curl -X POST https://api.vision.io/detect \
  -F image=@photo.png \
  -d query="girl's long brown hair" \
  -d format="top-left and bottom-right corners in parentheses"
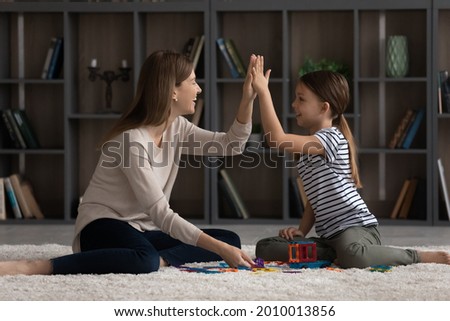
top-left (101, 50), bottom-right (193, 144)
top-left (300, 70), bottom-right (362, 188)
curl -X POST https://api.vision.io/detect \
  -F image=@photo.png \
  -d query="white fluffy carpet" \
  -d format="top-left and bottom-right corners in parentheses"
top-left (1, 244), bottom-right (450, 301)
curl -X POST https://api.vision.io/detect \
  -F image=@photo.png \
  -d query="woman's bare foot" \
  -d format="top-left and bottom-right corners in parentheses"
top-left (418, 251), bottom-right (450, 265)
top-left (159, 257), bottom-right (169, 268)
top-left (0, 260), bottom-right (53, 276)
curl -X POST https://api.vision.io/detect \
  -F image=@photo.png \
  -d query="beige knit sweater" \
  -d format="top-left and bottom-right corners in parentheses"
top-left (73, 116), bottom-right (251, 252)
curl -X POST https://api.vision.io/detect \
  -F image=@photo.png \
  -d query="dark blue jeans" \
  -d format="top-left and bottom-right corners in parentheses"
top-left (51, 218), bottom-right (241, 274)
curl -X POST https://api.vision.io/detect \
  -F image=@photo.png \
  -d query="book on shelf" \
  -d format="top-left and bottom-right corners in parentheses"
top-left (223, 38), bottom-right (246, 78)
top-left (20, 180), bottom-right (45, 219)
top-left (1, 109), bottom-right (40, 149)
top-left (2, 109), bottom-right (27, 148)
top-left (398, 177), bottom-right (418, 219)
top-left (389, 109), bottom-right (425, 149)
top-left (388, 109), bottom-right (414, 149)
top-left (0, 178), bottom-right (5, 220)
top-left (183, 35), bottom-right (204, 73)
top-left (47, 37), bottom-right (64, 79)
top-left (190, 35), bottom-right (205, 72)
top-left (288, 177), bottom-right (304, 218)
top-left (399, 109), bottom-right (425, 149)
top-left (218, 169), bottom-right (250, 219)
top-left (11, 109), bottom-right (40, 148)
top-left (1, 174), bottom-right (44, 220)
top-left (437, 158), bottom-right (450, 221)
top-left (216, 38), bottom-right (242, 79)
top-left (9, 174), bottom-right (33, 219)
top-left (390, 178), bottom-right (411, 219)
top-left (3, 177), bottom-right (22, 219)
top-left (41, 37), bottom-right (58, 79)
top-left (1, 110), bottom-right (21, 148)
top-left (438, 70), bottom-right (450, 114)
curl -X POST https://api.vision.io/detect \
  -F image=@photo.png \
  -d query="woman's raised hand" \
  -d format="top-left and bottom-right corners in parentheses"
top-left (242, 54), bottom-right (258, 102)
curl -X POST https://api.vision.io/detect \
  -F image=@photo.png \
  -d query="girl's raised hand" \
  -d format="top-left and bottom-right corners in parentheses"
top-left (251, 55), bottom-right (271, 94)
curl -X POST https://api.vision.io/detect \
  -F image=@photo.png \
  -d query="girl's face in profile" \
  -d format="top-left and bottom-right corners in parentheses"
top-left (291, 82), bottom-right (325, 132)
top-left (172, 70), bottom-right (202, 116)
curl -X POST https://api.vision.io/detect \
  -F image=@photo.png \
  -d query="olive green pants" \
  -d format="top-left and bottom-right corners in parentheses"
top-left (255, 226), bottom-right (419, 268)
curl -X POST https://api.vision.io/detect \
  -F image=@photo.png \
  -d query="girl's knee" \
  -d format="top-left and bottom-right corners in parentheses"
top-left (337, 243), bottom-right (371, 268)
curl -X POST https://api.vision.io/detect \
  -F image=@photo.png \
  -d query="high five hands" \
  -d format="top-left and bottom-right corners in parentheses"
top-left (250, 54), bottom-right (271, 95)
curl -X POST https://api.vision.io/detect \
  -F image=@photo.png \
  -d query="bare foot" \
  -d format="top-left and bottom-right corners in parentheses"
top-left (418, 251), bottom-right (450, 265)
top-left (159, 257), bottom-right (169, 268)
top-left (0, 260), bottom-right (53, 276)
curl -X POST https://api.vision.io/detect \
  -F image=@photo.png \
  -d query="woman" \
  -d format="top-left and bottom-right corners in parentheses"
top-left (0, 50), bottom-right (256, 275)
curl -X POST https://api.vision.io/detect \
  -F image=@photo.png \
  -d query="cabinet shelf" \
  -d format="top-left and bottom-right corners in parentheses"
top-left (0, 0), bottom-right (445, 226)
top-left (0, 149), bottom-right (64, 155)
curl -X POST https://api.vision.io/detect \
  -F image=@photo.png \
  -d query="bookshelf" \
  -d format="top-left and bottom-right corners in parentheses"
top-left (210, 0), bottom-right (433, 225)
top-left (0, 0), bottom-right (446, 226)
top-left (433, 0), bottom-right (450, 226)
top-left (0, 0), bottom-right (210, 223)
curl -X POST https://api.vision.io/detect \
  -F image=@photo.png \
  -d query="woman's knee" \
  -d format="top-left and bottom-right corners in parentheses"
top-left (131, 250), bottom-right (160, 274)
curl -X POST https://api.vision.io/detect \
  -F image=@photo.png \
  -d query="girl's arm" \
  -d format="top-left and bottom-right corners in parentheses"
top-left (251, 55), bottom-right (324, 156)
top-left (279, 201), bottom-right (315, 240)
top-left (298, 201), bottom-right (315, 237)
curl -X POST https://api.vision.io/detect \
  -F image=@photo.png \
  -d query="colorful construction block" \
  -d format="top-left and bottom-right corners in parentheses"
top-left (288, 241), bottom-right (317, 263)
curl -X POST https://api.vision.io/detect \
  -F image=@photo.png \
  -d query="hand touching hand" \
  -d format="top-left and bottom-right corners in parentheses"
top-left (251, 55), bottom-right (271, 95)
top-left (242, 54), bottom-right (257, 102)
top-left (279, 227), bottom-right (304, 241)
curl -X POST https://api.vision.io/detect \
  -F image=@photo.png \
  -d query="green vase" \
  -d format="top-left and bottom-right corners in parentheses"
top-left (386, 35), bottom-right (409, 78)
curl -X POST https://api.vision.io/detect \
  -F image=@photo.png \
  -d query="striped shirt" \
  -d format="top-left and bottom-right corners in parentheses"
top-left (297, 127), bottom-right (378, 239)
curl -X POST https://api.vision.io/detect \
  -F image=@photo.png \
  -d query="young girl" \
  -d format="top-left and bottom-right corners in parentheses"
top-left (251, 55), bottom-right (450, 268)
top-left (0, 51), bottom-right (256, 275)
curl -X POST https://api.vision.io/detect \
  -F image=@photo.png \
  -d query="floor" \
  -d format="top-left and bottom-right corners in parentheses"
top-left (1, 223), bottom-right (450, 247)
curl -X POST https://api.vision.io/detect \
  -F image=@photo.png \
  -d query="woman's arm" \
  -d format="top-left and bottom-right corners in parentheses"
top-left (235, 54), bottom-right (257, 125)
top-left (251, 55), bottom-right (323, 156)
top-left (196, 232), bottom-right (254, 268)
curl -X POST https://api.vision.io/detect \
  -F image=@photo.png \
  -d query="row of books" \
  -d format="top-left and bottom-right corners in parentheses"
top-left (41, 37), bottom-right (64, 80)
top-left (218, 169), bottom-right (306, 219)
top-left (216, 38), bottom-right (247, 79)
top-left (0, 174), bottom-right (44, 220)
top-left (388, 108), bottom-right (425, 149)
top-left (438, 70), bottom-right (450, 114)
top-left (1, 109), bottom-right (40, 149)
top-left (390, 177), bottom-right (426, 220)
top-left (182, 34), bottom-right (205, 73)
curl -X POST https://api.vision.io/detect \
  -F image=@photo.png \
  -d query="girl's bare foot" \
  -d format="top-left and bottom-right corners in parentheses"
top-left (418, 251), bottom-right (450, 265)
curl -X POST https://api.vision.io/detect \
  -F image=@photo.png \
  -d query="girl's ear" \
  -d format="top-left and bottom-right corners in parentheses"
top-left (322, 101), bottom-right (331, 114)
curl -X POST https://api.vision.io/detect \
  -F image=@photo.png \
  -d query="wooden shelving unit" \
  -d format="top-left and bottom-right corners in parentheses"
top-left (0, 0), bottom-right (448, 226)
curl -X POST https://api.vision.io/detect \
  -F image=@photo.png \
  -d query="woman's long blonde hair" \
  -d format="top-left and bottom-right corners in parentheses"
top-left (300, 70), bottom-right (362, 188)
top-left (101, 50), bottom-right (193, 144)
